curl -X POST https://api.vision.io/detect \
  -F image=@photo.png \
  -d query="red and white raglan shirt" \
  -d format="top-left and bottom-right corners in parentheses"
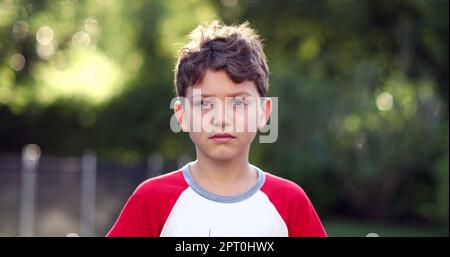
top-left (107, 162), bottom-right (327, 237)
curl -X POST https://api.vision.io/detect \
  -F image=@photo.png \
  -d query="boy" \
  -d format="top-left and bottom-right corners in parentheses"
top-left (107, 21), bottom-right (326, 237)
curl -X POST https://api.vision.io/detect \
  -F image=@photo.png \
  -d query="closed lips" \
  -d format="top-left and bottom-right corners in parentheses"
top-left (209, 133), bottom-right (236, 139)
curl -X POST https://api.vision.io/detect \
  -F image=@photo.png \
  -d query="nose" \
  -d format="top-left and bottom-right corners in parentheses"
top-left (212, 99), bottom-right (232, 129)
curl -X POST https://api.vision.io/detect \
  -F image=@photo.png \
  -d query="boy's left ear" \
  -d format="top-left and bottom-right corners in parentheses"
top-left (258, 97), bottom-right (272, 129)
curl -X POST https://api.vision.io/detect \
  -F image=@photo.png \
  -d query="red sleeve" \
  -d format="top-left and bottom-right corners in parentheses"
top-left (287, 185), bottom-right (327, 237)
top-left (106, 185), bottom-right (154, 237)
top-left (106, 170), bottom-right (188, 237)
top-left (261, 173), bottom-right (327, 237)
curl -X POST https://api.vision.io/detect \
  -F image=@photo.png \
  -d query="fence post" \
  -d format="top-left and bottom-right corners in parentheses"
top-left (19, 144), bottom-right (41, 237)
top-left (147, 153), bottom-right (163, 178)
top-left (80, 150), bottom-right (97, 237)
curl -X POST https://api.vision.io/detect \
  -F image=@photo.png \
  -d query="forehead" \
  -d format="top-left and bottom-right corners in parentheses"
top-left (187, 69), bottom-right (258, 97)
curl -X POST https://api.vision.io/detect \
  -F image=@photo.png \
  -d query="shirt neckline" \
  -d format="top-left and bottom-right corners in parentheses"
top-left (181, 161), bottom-right (266, 203)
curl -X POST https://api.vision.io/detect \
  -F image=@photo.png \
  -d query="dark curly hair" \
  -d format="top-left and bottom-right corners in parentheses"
top-left (174, 20), bottom-right (269, 97)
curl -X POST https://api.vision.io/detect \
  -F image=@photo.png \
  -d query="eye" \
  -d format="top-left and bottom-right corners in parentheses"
top-left (232, 98), bottom-right (248, 107)
top-left (200, 99), bottom-right (213, 109)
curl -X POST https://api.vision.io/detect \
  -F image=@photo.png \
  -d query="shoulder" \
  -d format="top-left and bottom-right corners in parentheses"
top-left (107, 169), bottom-right (188, 237)
top-left (132, 169), bottom-right (188, 201)
top-left (261, 172), bottom-right (309, 203)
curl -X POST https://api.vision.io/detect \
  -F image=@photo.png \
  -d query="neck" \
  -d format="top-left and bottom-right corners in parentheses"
top-left (189, 147), bottom-right (257, 195)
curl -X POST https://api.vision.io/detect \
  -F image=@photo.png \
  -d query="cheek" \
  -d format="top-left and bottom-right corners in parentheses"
top-left (237, 131), bottom-right (257, 144)
top-left (187, 108), bottom-right (215, 132)
top-left (234, 108), bottom-right (259, 132)
top-left (188, 132), bottom-right (204, 145)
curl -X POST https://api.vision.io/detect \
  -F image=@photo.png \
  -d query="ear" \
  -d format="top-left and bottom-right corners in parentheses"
top-left (258, 97), bottom-right (272, 129)
top-left (174, 100), bottom-right (189, 132)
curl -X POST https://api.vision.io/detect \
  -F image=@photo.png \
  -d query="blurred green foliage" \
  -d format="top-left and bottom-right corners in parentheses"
top-left (0, 0), bottom-right (448, 230)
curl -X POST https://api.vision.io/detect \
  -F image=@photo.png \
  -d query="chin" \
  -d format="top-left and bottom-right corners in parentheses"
top-left (206, 148), bottom-right (239, 161)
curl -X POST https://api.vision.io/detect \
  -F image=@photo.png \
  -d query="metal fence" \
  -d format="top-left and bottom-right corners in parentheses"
top-left (0, 144), bottom-right (188, 237)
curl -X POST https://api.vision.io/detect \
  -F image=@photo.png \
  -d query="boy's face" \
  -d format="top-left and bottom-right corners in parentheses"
top-left (175, 69), bottom-right (271, 161)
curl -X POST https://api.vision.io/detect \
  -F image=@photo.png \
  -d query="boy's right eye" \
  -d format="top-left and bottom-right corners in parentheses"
top-left (195, 100), bottom-right (213, 109)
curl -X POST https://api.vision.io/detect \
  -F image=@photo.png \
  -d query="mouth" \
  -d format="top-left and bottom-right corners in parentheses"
top-left (209, 133), bottom-right (236, 143)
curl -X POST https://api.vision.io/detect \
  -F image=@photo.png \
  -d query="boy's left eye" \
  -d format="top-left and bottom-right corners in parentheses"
top-left (232, 99), bottom-right (248, 106)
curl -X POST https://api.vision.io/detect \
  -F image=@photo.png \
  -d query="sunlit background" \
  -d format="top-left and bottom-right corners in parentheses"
top-left (0, 0), bottom-right (448, 236)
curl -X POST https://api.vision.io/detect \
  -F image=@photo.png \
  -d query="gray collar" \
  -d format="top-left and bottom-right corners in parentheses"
top-left (181, 161), bottom-right (266, 203)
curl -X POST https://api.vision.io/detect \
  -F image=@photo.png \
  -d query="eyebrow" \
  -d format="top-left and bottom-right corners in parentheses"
top-left (189, 92), bottom-right (253, 99)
